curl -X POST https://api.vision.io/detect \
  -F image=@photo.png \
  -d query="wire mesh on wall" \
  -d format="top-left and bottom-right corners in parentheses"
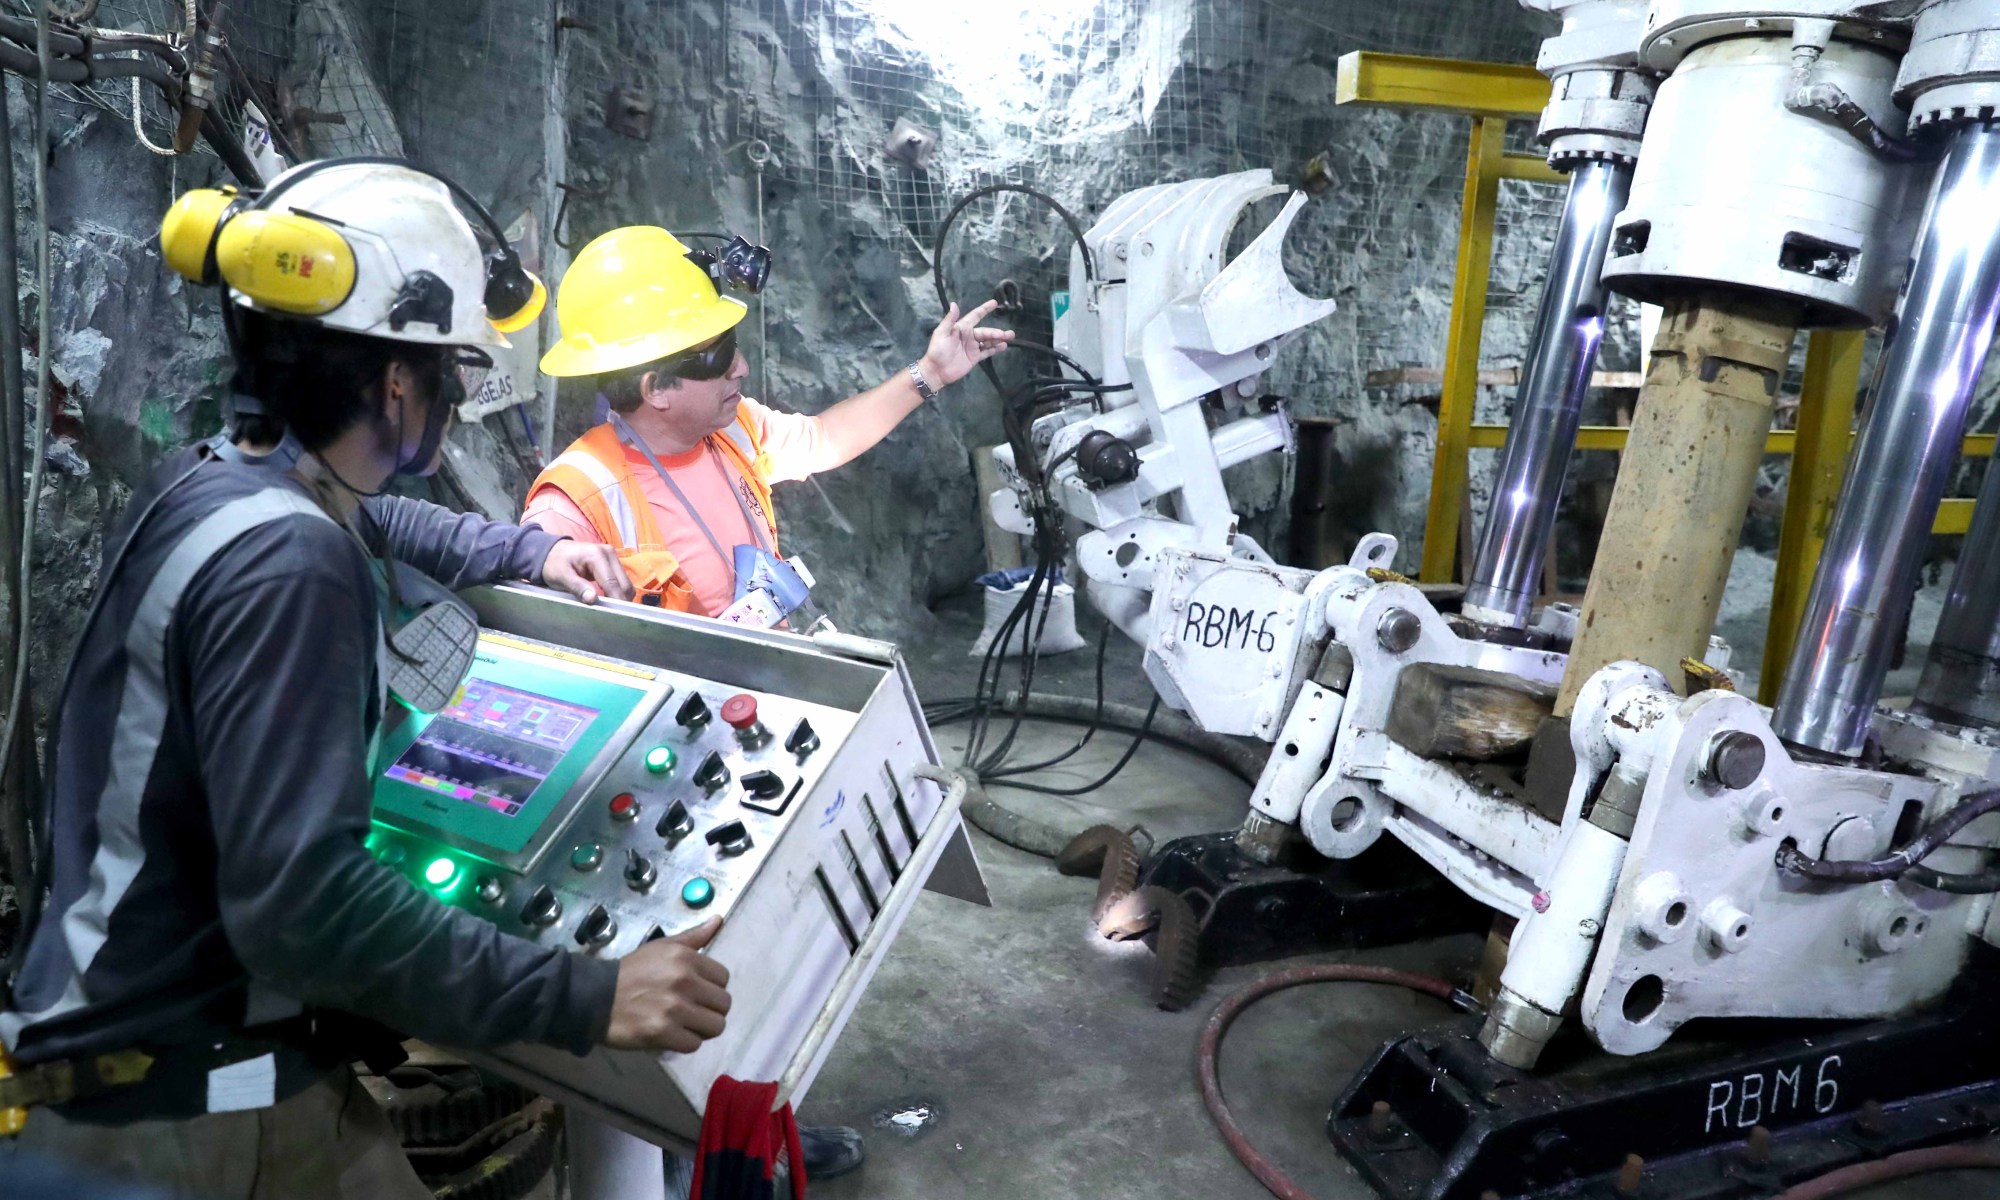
top-left (720, 0), bottom-right (1574, 383)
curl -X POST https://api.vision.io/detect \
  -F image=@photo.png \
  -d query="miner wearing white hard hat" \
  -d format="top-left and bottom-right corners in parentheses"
top-left (0, 160), bottom-right (724, 1199)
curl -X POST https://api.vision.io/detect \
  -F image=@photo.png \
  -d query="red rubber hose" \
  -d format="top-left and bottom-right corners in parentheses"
top-left (1196, 964), bottom-right (1459, 1200)
top-left (1770, 1140), bottom-right (2000, 1200)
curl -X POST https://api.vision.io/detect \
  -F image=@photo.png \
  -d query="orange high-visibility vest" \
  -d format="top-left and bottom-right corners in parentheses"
top-left (527, 414), bottom-right (778, 612)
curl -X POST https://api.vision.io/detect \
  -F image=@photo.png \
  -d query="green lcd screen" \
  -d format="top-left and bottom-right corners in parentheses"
top-left (372, 639), bottom-right (653, 858)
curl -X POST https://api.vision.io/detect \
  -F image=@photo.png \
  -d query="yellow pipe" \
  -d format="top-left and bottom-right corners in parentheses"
top-left (1335, 51), bottom-right (1551, 119)
top-left (1421, 117), bottom-right (1506, 583)
top-left (1759, 331), bottom-right (1864, 705)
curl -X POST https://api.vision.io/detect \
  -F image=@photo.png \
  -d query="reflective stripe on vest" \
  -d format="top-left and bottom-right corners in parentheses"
top-left (0, 488), bottom-right (335, 1048)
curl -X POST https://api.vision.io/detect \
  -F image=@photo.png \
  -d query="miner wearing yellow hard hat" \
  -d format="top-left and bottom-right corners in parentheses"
top-left (525, 225), bottom-right (1012, 622)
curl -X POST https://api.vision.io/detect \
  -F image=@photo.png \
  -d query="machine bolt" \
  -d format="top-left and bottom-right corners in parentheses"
top-left (1615, 1153), bottom-right (1645, 1195)
top-left (1366, 1100), bottom-right (1395, 1142)
top-left (1704, 731), bottom-right (1766, 790)
top-left (1171, 596), bottom-right (1185, 611)
top-left (1854, 1099), bottom-right (1885, 1137)
top-left (1743, 1124), bottom-right (1772, 1167)
top-left (1376, 607), bottom-right (1422, 654)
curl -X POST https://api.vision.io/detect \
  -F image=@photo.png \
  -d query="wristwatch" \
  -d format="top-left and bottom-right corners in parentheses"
top-left (907, 360), bottom-right (939, 402)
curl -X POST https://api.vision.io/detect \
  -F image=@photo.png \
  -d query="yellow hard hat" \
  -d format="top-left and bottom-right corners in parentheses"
top-left (540, 226), bottom-right (747, 378)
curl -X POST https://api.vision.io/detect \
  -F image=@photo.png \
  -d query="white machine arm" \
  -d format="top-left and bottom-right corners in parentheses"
top-left (988, 169), bottom-right (1336, 645)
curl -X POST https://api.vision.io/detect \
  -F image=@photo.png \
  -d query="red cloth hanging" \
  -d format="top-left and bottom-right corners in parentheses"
top-left (689, 1076), bottom-right (806, 1200)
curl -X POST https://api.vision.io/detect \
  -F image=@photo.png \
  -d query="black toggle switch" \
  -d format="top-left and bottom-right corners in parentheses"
top-left (521, 884), bottom-right (562, 928)
top-left (656, 798), bottom-right (694, 845)
top-left (742, 770), bottom-right (785, 800)
top-left (705, 820), bottom-right (753, 857)
top-left (786, 718), bottom-right (820, 760)
top-left (624, 849), bottom-right (657, 892)
top-left (693, 750), bottom-right (730, 793)
top-left (575, 904), bottom-right (618, 949)
top-left (676, 693), bottom-right (711, 729)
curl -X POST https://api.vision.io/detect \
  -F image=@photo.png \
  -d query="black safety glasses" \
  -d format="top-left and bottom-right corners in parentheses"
top-left (666, 327), bottom-right (738, 381)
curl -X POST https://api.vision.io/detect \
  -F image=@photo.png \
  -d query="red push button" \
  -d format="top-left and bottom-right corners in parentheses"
top-left (609, 792), bottom-right (640, 821)
top-left (721, 693), bottom-right (759, 730)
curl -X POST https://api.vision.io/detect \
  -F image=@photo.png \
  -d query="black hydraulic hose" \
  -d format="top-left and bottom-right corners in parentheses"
top-left (931, 694), bottom-right (1265, 784)
top-left (0, 13), bottom-right (83, 58)
top-left (200, 106), bottom-right (261, 186)
top-left (989, 695), bottom-right (1161, 798)
top-left (1776, 788), bottom-right (2000, 883)
top-left (986, 624), bottom-right (1112, 780)
top-left (1905, 863), bottom-right (2000, 895)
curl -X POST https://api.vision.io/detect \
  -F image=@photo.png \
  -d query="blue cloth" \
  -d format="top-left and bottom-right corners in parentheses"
top-left (973, 565), bottom-right (1062, 590)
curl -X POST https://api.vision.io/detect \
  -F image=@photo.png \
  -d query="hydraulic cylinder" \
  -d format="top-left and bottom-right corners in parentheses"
top-left (1464, 160), bottom-right (1633, 628)
top-left (1774, 121), bottom-right (2000, 755)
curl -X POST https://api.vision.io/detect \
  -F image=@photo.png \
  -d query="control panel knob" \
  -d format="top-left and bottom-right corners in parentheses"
top-left (722, 694), bottom-right (771, 748)
top-left (693, 750), bottom-right (731, 793)
top-left (475, 877), bottom-right (504, 905)
top-left (609, 792), bottom-right (641, 822)
top-left (575, 904), bottom-right (618, 949)
top-left (656, 798), bottom-right (694, 845)
top-left (677, 692), bottom-right (712, 729)
top-left (571, 843), bottom-right (604, 872)
top-left (624, 849), bottom-right (658, 892)
top-left (705, 820), bottom-right (754, 857)
top-left (742, 770), bottom-right (785, 800)
top-left (521, 885), bottom-right (562, 927)
top-left (786, 718), bottom-right (821, 760)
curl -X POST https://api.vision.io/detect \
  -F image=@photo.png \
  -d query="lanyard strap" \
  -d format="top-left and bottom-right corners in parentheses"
top-left (607, 412), bottom-right (774, 589)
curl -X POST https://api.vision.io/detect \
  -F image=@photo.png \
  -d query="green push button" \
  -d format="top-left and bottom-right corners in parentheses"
top-left (681, 876), bottom-right (715, 909)
top-left (423, 857), bottom-right (457, 887)
top-left (644, 745), bottom-right (677, 776)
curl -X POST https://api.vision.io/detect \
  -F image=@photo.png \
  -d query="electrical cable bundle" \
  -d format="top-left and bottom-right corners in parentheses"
top-left (0, 3), bottom-right (260, 184)
top-left (922, 182), bottom-right (1171, 811)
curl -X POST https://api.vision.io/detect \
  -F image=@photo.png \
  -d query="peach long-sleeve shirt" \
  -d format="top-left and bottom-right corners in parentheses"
top-left (522, 397), bottom-right (827, 617)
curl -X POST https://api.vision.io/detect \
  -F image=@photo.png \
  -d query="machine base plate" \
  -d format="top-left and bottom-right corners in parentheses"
top-left (1328, 964), bottom-right (2000, 1200)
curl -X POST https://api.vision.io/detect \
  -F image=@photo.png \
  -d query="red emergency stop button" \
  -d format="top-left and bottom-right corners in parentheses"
top-left (609, 792), bottom-right (639, 821)
top-left (721, 693), bottom-right (759, 730)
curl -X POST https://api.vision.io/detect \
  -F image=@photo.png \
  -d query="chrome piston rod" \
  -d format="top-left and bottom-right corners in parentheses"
top-left (1464, 160), bottom-right (1632, 627)
top-left (1915, 416), bottom-right (2000, 728)
top-left (1773, 121), bottom-right (2000, 755)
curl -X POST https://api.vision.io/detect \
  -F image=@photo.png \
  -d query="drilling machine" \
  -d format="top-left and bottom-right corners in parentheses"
top-left (995, 0), bottom-right (2000, 1193)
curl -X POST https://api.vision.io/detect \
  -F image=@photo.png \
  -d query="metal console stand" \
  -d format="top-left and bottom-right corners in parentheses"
top-left (1329, 952), bottom-right (2000, 1200)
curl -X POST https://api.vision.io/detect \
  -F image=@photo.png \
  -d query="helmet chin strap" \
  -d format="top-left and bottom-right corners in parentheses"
top-left (397, 372), bottom-right (458, 477)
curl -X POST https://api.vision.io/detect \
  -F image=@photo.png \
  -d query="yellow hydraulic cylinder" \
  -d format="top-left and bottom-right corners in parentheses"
top-left (1555, 292), bottom-right (1799, 715)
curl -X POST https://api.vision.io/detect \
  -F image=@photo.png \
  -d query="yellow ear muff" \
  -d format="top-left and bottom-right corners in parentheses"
top-left (488, 271), bottom-right (546, 334)
top-left (213, 210), bottom-right (358, 316)
top-left (159, 187), bottom-right (242, 284)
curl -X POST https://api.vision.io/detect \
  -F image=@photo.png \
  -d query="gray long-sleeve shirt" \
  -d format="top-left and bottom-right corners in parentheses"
top-left (3, 448), bottom-right (619, 1079)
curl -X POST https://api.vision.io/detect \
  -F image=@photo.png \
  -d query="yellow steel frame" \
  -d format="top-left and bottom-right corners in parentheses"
top-left (1334, 51), bottom-right (1989, 702)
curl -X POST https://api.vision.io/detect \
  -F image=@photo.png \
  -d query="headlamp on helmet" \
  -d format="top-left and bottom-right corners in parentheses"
top-left (685, 234), bottom-right (771, 295)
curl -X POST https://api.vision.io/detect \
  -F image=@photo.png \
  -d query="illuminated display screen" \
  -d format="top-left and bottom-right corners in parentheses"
top-left (384, 680), bottom-right (600, 817)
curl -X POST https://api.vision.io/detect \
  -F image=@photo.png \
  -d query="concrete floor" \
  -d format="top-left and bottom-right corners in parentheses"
top-left (780, 594), bottom-right (2000, 1200)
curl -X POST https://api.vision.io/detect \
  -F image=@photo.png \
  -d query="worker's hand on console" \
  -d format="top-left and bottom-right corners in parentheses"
top-left (606, 916), bottom-right (732, 1053)
top-left (542, 540), bottom-right (635, 606)
top-left (920, 298), bottom-right (1014, 389)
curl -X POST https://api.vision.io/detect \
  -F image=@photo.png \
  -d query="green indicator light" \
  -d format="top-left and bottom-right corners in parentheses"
top-left (645, 746), bottom-right (676, 776)
top-left (424, 857), bottom-right (457, 887)
top-left (681, 877), bottom-right (715, 908)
